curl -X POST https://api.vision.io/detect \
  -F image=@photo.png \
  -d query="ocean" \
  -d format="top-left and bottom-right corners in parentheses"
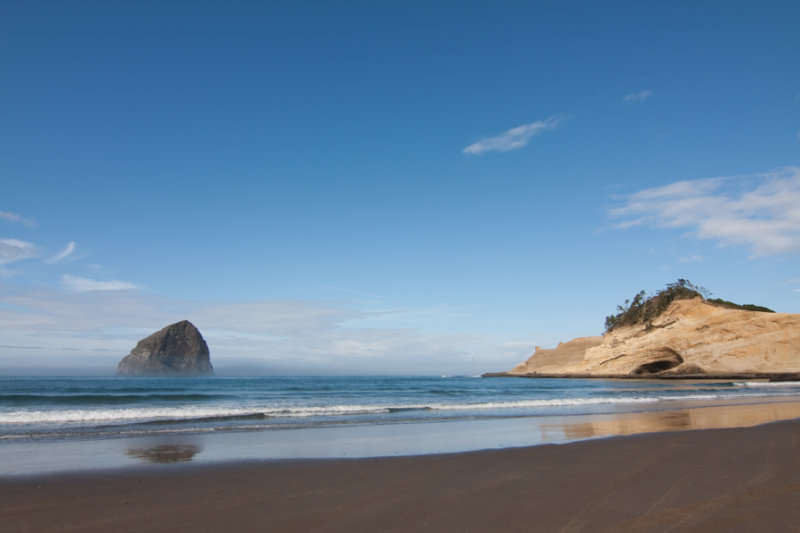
top-left (3, 375), bottom-right (800, 443)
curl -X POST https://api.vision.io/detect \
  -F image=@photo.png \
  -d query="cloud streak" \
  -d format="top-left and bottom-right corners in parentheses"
top-left (0, 210), bottom-right (36, 227)
top-left (47, 241), bottom-right (77, 263)
top-left (62, 274), bottom-right (139, 292)
top-left (623, 90), bottom-right (654, 103)
top-left (0, 239), bottom-right (38, 265)
top-left (462, 115), bottom-right (565, 155)
top-left (610, 167), bottom-right (800, 256)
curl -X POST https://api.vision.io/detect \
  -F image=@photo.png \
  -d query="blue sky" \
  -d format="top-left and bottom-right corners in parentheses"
top-left (1, 1), bottom-right (799, 375)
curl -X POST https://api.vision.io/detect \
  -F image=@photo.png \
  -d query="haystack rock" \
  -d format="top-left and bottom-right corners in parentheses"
top-left (498, 298), bottom-right (800, 378)
top-left (118, 320), bottom-right (213, 376)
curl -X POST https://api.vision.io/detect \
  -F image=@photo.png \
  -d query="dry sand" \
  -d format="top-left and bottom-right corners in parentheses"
top-left (2, 417), bottom-right (799, 532)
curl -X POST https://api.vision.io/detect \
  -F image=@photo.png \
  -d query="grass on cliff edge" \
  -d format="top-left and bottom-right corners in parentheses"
top-left (604, 279), bottom-right (775, 333)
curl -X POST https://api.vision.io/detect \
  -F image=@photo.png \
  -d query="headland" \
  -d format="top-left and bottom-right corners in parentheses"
top-left (488, 281), bottom-right (800, 380)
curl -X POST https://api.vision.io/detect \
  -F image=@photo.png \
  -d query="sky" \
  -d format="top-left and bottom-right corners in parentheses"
top-left (1, 0), bottom-right (799, 375)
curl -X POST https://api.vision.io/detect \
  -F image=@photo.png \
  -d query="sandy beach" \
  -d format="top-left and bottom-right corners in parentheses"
top-left (3, 415), bottom-right (799, 532)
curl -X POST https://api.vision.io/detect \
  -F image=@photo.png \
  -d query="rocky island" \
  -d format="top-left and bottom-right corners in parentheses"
top-left (488, 280), bottom-right (800, 379)
top-left (118, 320), bottom-right (213, 376)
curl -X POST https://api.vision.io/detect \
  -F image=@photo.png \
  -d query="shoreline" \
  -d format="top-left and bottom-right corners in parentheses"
top-left (483, 371), bottom-right (800, 380)
top-left (2, 417), bottom-right (799, 532)
top-left (4, 397), bottom-right (800, 478)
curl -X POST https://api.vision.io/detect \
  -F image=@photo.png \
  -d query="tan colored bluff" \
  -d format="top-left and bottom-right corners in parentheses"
top-left (507, 298), bottom-right (800, 377)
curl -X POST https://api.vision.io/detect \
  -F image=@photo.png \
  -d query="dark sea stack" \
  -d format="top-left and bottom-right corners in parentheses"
top-left (118, 320), bottom-right (213, 376)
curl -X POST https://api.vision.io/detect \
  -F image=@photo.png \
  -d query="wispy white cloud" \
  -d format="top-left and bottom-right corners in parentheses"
top-left (62, 274), bottom-right (139, 292)
top-left (193, 300), bottom-right (357, 335)
top-left (623, 89), bottom-right (654, 103)
top-left (677, 255), bottom-right (704, 263)
top-left (610, 167), bottom-right (800, 256)
top-left (47, 241), bottom-right (76, 263)
top-left (0, 210), bottom-right (36, 227)
top-left (0, 287), bottom-right (514, 375)
top-left (0, 239), bottom-right (38, 265)
top-left (462, 115), bottom-right (565, 156)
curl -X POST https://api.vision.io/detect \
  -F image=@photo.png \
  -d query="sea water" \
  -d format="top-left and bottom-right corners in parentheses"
top-left (3, 375), bottom-right (799, 443)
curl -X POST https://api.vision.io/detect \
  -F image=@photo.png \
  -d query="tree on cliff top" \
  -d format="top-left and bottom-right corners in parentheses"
top-left (603, 279), bottom-right (774, 333)
top-left (604, 279), bottom-right (708, 332)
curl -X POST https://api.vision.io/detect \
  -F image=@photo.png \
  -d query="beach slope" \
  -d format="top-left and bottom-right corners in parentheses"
top-left (3, 419), bottom-right (799, 532)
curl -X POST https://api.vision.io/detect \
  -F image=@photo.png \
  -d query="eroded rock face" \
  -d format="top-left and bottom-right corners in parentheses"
top-left (509, 336), bottom-right (602, 374)
top-left (117, 320), bottom-right (213, 376)
top-left (507, 299), bottom-right (800, 377)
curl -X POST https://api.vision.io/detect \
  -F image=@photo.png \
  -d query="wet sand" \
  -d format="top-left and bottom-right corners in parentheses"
top-left (2, 417), bottom-right (800, 532)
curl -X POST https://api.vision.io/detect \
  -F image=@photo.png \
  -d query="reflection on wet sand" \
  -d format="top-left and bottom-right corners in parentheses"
top-left (541, 401), bottom-right (800, 442)
top-left (127, 444), bottom-right (203, 464)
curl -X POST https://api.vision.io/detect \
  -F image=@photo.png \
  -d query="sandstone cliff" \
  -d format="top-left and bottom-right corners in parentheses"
top-left (505, 298), bottom-right (800, 377)
top-left (118, 320), bottom-right (213, 376)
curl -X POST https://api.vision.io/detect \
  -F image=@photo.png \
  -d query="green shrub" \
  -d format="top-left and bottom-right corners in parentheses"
top-left (706, 298), bottom-right (775, 313)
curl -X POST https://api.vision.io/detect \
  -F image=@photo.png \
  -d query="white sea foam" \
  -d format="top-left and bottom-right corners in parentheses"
top-left (735, 381), bottom-right (800, 388)
top-left (0, 394), bottom-right (749, 426)
top-left (0, 406), bottom-right (261, 425)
